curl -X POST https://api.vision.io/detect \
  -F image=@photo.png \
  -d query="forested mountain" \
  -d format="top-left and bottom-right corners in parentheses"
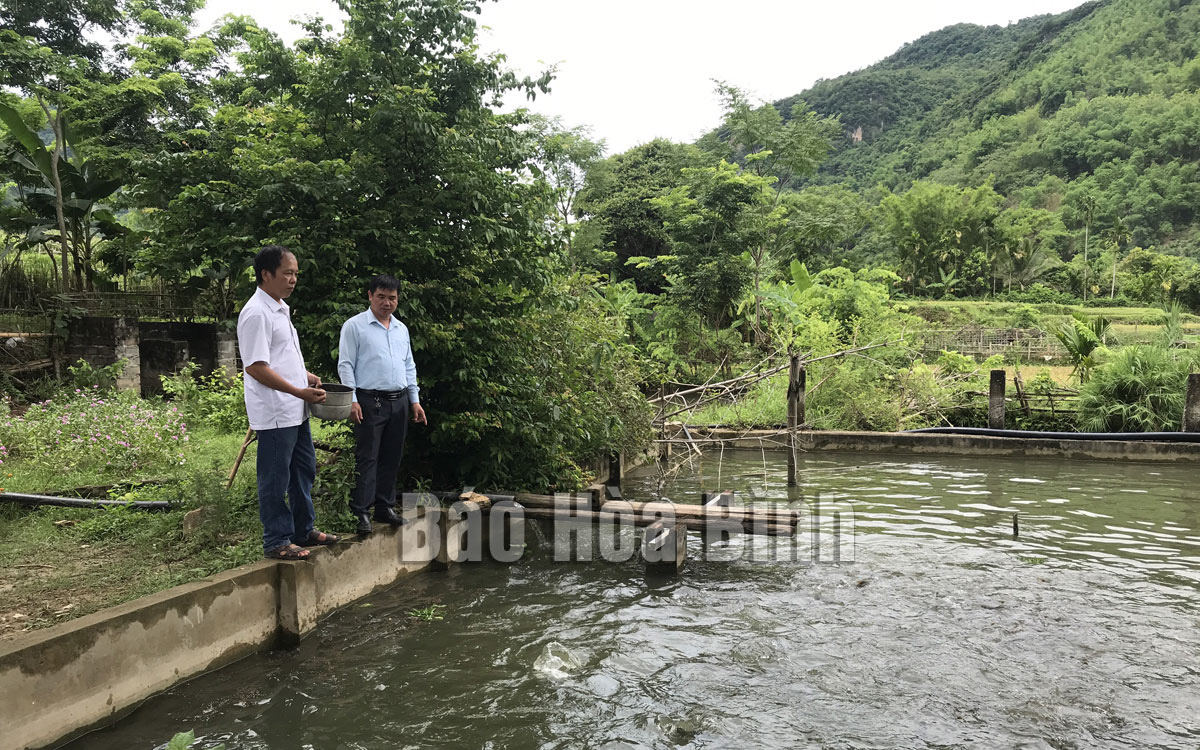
top-left (779, 0), bottom-right (1200, 252)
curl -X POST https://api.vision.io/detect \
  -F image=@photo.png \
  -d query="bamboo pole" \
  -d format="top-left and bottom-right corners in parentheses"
top-left (649, 357), bottom-right (785, 404)
top-left (1013, 371), bottom-right (1032, 419)
top-left (226, 427), bottom-right (256, 489)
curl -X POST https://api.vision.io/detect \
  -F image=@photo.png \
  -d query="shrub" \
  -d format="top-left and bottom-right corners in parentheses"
top-left (1009, 305), bottom-right (1042, 329)
top-left (1076, 346), bottom-right (1192, 432)
top-left (160, 363), bottom-right (247, 433)
top-left (934, 349), bottom-right (977, 376)
top-left (67, 359), bottom-right (127, 391)
top-left (1081, 295), bottom-right (1137, 309)
top-left (1025, 368), bottom-right (1059, 395)
top-left (0, 389), bottom-right (189, 478)
top-left (997, 284), bottom-right (1078, 305)
top-left (808, 360), bottom-right (903, 431)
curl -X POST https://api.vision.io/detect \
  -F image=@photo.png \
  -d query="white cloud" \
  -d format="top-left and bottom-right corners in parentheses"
top-left (196, 0), bottom-right (1087, 153)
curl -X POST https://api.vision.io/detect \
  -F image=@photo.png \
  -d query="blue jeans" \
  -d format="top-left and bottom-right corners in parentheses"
top-left (256, 420), bottom-right (317, 553)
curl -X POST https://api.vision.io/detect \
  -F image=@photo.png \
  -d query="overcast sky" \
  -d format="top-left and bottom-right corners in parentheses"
top-left (195, 0), bottom-right (1086, 154)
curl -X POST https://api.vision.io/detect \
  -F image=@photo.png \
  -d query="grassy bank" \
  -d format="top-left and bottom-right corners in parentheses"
top-left (0, 468), bottom-right (263, 638)
top-left (0, 383), bottom-right (361, 641)
top-left (898, 299), bottom-right (1200, 330)
top-left (683, 364), bottom-right (1078, 431)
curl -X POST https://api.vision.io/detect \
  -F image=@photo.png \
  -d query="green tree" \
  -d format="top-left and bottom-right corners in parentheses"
top-left (787, 185), bottom-right (869, 270)
top-left (706, 84), bottom-right (839, 340)
top-left (0, 102), bottom-right (125, 291)
top-left (1053, 313), bottom-right (1109, 383)
top-left (528, 115), bottom-right (605, 273)
top-left (134, 0), bottom-right (646, 487)
top-left (876, 180), bottom-right (1002, 295)
top-left (994, 206), bottom-right (1067, 291)
top-left (1106, 216), bottom-right (1132, 299)
top-left (644, 161), bottom-right (757, 330)
top-left (1, 0), bottom-right (216, 290)
top-left (578, 138), bottom-right (711, 293)
top-left (1077, 194), bottom-right (1097, 301)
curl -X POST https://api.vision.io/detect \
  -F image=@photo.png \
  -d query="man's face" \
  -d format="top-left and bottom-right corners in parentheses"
top-left (369, 287), bottom-right (398, 319)
top-left (262, 252), bottom-right (299, 299)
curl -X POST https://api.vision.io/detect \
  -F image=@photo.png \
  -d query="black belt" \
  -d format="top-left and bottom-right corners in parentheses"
top-left (357, 388), bottom-right (408, 401)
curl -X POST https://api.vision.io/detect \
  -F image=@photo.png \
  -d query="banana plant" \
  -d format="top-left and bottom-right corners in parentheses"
top-left (926, 267), bottom-right (959, 299)
top-left (0, 102), bottom-right (124, 291)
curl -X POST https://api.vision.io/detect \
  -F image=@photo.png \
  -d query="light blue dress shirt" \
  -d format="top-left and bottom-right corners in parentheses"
top-left (337, 310), bottom-right (420, 404)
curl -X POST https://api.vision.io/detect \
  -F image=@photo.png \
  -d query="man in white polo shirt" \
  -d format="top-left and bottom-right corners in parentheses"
top-left (237, 245), bottom-right (339, 560)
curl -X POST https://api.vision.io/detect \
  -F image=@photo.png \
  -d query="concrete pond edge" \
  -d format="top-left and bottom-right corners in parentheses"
top-left (1, 517), bottom-right (437, 750)
top-left (663, 427), bottom-right (1200, 462)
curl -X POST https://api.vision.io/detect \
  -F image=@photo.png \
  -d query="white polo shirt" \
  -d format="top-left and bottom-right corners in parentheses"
top-left (237, 287), bottom-right (309, 431)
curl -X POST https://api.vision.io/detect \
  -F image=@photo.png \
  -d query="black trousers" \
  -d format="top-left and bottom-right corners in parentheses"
top-left (350, 396), bottom-right (410, 515)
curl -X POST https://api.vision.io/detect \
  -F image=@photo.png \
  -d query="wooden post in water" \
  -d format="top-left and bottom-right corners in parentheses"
top-left (607, 452), bottom-right (622, 491)
top-left (796, 364), bottom-right (807, 427)
top-left (988, 369), bottom-right (1006, 430)
top-left (642, 520), bottom-right (687, 574)
top-left (1183, 373), bottom-right (1200, 432)
top-left (657, 383), bottom-right (672, 461)
top-left (586, 483), bottom-right (606, 511)
top-left (702, 490), bottom-right (734, 507)
top-left (787, 355), bottom-right (803, 487)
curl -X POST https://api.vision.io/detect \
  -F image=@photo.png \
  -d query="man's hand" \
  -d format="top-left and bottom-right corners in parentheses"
top-left (350, 401), bottom-right (363, 424)
top-left (307, 372), bottom-right (322, 387)
top-left (246, 363), bottom-right (325, 404)
top-left (412, 403), bottom-right (427, 425)
top-left (296, 387), bottom-right (326, 404)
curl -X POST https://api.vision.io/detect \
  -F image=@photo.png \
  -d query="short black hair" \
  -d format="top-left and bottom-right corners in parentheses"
top-left (368, 274), bottom-right (400, 295)
top-left (254, 245), bottom-right (293, 284)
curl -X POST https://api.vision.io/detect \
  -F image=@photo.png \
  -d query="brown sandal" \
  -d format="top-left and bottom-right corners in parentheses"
top-left (299, 529), bottom-right (340, 547)
top-left (266, 543), bottom-right (310, 560)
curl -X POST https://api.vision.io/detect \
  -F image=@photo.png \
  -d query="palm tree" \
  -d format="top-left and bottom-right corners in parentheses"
top-left (1107, 217), bottom-right (1131, 299)
top-left (1079, 196), bottom-right (1097, 302)
top-left (1002, 237), bottom-right (1062, 290)
top-left (1053, 313), bottom-right (1110, 383)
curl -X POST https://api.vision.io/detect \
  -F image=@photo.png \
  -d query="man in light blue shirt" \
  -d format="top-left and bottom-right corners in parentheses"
top-left (337, 274), bottom-right (428, 534)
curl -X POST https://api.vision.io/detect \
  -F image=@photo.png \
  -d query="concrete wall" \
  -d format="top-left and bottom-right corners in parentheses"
top-left (64, 317), bottom-right (140, 391)
top-left (139, 321), bottom-right (220, 396)
top-left (215, 331), bottom-right (239, 382)
top-left (0, 517), bottom-right (436, 750)
top-left (64, 317), bottom-right (232, 397)
top-left (667, 427), bottom-right (1200, 463)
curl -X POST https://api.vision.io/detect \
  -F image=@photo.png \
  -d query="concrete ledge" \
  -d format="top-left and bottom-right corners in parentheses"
top-left (1, 514), bottom-right (437, 750)
top-left (669, 428), bottom-right (1200, 462)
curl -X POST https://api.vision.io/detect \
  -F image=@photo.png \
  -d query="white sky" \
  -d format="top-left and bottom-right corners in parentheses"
top-left (195, 0), bottom-right (1087, 154)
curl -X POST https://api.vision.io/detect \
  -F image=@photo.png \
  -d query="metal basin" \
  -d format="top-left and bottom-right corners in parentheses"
top-left (310, 383), bottom-right (353, 421)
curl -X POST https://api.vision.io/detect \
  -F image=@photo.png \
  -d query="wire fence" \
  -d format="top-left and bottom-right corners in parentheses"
top-left (914, 327), bottom-right (1066, 360)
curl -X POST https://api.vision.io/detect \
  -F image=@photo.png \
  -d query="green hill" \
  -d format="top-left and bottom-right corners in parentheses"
top-left (779, 0), bottom-right (1200, 252)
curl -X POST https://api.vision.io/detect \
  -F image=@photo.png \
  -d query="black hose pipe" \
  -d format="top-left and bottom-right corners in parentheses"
top-left (0, 491), bottom-right (171, 511)
top-left (903, 426), bottom-right (1200, 442)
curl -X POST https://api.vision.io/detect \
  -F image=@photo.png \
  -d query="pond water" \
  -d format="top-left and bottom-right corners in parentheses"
top-left (75, 450), bottom-right (1200, 749)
